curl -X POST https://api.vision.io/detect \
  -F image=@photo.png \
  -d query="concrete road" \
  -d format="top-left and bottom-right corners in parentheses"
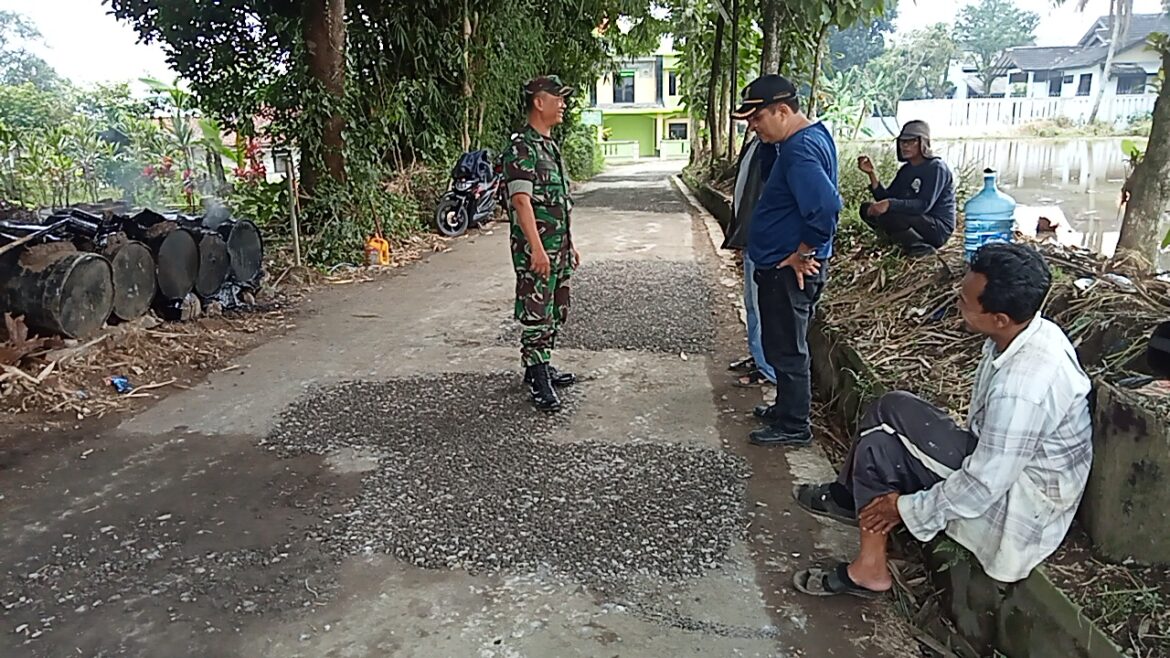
top-left (0, 160), bottom-right (916, 657)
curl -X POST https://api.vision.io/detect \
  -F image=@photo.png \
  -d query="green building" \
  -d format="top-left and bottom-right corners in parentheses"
top-left (588, 43), bottom-right (692, 162)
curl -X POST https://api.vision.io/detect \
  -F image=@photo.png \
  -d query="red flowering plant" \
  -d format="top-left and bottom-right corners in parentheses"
top-left (233, 139), bottom-right (267, 183)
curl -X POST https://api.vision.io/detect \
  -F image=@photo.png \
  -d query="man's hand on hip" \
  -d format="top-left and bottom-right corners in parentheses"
top-left (778, 244), bottom-right (821, 290)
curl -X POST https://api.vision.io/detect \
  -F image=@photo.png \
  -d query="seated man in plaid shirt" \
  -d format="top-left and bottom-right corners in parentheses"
top-left (791, 242), bottom-right (1093, 597)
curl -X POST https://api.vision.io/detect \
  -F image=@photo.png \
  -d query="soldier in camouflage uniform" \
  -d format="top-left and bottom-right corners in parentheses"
top-left (502, 75), bottom-right (580, 411)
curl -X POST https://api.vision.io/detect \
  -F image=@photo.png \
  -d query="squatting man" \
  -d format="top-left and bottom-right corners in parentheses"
top-left (857, 120), bottom-right (957, 258)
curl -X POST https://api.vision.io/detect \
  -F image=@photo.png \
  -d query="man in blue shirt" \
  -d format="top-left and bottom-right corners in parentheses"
top-left (731, 74), bottom-right (841, 447)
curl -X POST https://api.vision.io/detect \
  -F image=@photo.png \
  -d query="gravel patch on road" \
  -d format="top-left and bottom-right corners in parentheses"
top-left (264, 374), bottom-right (748, 590)
top-left (0, 455), bottom-right (342, 649)
top-left (575, 174), bottom-right (688, 213)
top-left (499, 260), bottom-right (715, 354)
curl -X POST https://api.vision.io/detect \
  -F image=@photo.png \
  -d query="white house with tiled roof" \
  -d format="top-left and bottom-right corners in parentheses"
top-left (898, 13), bottom-right (1165, 137)
top-left (991, 13), bottom-right (1167, 101)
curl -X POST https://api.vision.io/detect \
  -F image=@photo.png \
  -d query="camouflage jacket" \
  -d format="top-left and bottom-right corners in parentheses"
top-left (502, 125), bottom-right (573, 269)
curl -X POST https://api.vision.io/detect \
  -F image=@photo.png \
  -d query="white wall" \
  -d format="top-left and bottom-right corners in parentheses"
top-left (897, 94), bottom-right (1157, 137)
top-left (595, 60), bottom-right (658, 105)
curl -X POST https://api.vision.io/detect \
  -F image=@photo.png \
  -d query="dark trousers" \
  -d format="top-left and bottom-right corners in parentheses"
top-left (753, 262), bottom-right (828, 436)
top-left (859, 203), bottom-right (944, 249)
top-left (836, 391), bottom-right (978, 512)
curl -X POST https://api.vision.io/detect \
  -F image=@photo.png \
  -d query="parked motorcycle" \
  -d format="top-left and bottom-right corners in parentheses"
top-left (434, 149), bottom-right (504, 237)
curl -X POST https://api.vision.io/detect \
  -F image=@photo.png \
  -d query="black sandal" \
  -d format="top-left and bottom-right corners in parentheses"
top-left (793, 563), bottom-right (886, 600)
top-left (733, 369), bottom-right (772, 388)
top-left (793, 483), bottom-right (858, 527)
top-left (728, 356), bottom-right (756, 372)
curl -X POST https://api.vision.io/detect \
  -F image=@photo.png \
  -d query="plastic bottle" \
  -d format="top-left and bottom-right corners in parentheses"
top-left (962, 168), bottom-right (1017, 261)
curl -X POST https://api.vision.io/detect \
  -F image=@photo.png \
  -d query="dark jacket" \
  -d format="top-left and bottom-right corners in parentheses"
top-left (871, 157), bottom-right (957, 245)
top-left (723, 137), bottom-right (777, 250)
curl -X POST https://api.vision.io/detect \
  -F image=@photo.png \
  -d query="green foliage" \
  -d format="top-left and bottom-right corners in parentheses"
top-left (827, 5), bottom-right (896, 73)
top-left (1126, 112), bottom-right (1153, 137)
top-left (867, 24), bottom-right (958, 107)
top-left (1017, 116), bottom-right (1146, 138)
top-left (561, 123), bottom-right (606, 181)
top-left (668, 0), bottom-right (889, 164)
top-left (105, 0), bottom-right (657, 265)
top-left (0, 82), bottom-right (71, 130)
top-left (1122, 139), bottom-right (1145, 162)
top-left (0, 76), bottom-right (220, 210)
top-left (932, 537), bottom-right (972, 572)
top-left (820, 66), bottom-right (894, 139)
top-left (0, 11), bottom-right (62, 90)
top-left (955, 0), bottom-right (1040, 95)
top-left (836, 143), bottom-right (898, 217)
top-left (227, 179), bottom-right (288, 234)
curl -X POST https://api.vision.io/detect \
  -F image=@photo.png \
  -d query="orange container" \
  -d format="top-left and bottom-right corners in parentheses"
top-left (365, 235), bottom-right (390, 266)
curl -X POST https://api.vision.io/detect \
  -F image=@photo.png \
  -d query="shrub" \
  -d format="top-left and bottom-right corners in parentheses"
top-left (561, 122), bottom-right (605, 181)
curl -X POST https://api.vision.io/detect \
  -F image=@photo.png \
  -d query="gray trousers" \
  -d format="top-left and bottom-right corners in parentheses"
top-left (837, 391), bottom-right (978, 512)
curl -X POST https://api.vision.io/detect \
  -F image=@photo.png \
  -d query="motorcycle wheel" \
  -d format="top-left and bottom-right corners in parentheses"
top-left (435, 194), bottom-right (470, 237)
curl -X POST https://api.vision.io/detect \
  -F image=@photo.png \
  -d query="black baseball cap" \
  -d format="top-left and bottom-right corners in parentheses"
top-left (524, 75), bottom-right (574, 98)
top-left (731, 74), bottom-right (798, 119)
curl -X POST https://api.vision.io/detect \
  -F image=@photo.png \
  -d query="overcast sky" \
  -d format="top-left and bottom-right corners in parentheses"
top-left (2, 0), bottom-right (1167, 87)
top-left (894, 0), bottom-right (1166, 42)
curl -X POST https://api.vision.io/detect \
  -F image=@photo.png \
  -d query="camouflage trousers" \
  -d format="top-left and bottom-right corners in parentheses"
top-left (515, 263), bottom-right (573, 367)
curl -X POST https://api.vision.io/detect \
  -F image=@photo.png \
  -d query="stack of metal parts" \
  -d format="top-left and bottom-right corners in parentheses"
top-left (0, 204), bottom-right (265, 338)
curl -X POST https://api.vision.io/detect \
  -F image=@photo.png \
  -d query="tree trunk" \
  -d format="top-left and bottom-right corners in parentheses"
top-left (300, 0), bottom-right (347, 198)
top-left (1115, 46), bottom-right (1170, 261)
top-left (707, 15), bottom-right (726, 160)
top-left (759, 0), bottom-right (780, 75)
top-left (981, 57), bottom-right (997, 99)
top-left (852, 101), bottom-right (868, 140)
top-left (719, 61), bottom-right (731, 160)
top-left (1089, 10), bottom-right (1125, 124)
top-left (461, 0), bottom-right (473, 152)
top-left (806, 24), bottom-right (830, 118)
top-left (475, 99), bottom-right (487, 145)
top-left (727, 0), bottom-right (740, 155)
top-left (689, 34), bottom-right (702, 165)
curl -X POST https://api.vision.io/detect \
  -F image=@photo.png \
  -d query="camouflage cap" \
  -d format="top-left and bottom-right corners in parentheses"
top-left (524, 75), bottom-right (575, 98)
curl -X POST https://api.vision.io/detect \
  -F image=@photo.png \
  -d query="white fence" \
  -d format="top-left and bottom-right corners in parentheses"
top-left (896, 95), bottom-right (1157, 138)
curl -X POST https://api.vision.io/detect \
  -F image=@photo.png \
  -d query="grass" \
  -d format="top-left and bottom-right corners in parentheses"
top-left (1017, 115), bottom-right (1152, 139)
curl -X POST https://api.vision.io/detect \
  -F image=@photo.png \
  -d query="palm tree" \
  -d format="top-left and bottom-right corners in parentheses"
top-left (1086, 1), bottom-right (1133, 124)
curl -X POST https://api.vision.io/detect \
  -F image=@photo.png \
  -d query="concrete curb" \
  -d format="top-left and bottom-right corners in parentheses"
top-left (679, 173), bottom-right (1126, 658)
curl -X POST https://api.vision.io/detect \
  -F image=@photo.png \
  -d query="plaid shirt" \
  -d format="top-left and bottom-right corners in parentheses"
top-left (898, 316), bottom-right (1093, 582)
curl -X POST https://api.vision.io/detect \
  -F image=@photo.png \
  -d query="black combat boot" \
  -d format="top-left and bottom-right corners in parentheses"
top-left (524, 363), bottom-right (576, 388)
top-left (525, 363), bottom-right (562, 411)
top-left (526, 364), bottom-right (576, 388)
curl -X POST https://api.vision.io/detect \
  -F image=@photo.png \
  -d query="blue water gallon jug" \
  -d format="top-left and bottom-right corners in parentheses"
top-left (962, 168), bottom-right (1017, 261)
